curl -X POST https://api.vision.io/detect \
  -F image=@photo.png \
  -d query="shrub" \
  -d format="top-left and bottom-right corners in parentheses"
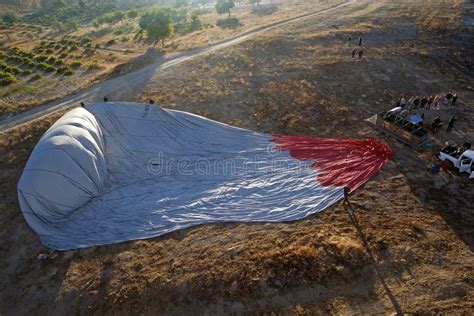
top-left (23, 51), bottom-right (34, 58)
top-left (0, 71), bottom-right (16, 85)
top-left (35, 54), bottom-right (49, 62)
top-left (0, 61), bottom-right (7, 69)
top-left (38, 62), bottom-right (56, 72)
top-left (56, 65), bottom-right (73, 74)
top-left (26, 60), bottom-right (37, 68)
top-left (84, 47), bottom-right (96, 56)
top-left (54, 44), bottom-right (62, 50)
top-left (7, 55), bottom-right (20, 62)
top-left (0, 51), bottom-right (6, 58)
top-left (2, 12), bottom-right (18, 25)
top-left (216, 17), bottom-right (241, 29)
top-left (105, 39), bottom-right (115, 46)
top-left (375, 236), bottom-right (389, 250)
top-left (45, 48), bottom-right (54, 54)
top-left (70, 61), bottom-right (82, 69)
top-left (80, 36), bottom-right (92, 45)
top-left (5, 66), bottom-right (21, 74)
top-left (31, 73), bottom-right (42, 81)
top-left (47, 56), bottom-right (58, 64)
top-left (22, 69), bottom-right (33, 75)
top-left (87, 60), bottom-right (100, 69)
top-left (59, 52), bottom-right (69, 58)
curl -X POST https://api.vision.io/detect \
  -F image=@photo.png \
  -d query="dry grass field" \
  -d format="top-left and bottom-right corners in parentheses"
top-left (0, 0), bottom-right (473, 314)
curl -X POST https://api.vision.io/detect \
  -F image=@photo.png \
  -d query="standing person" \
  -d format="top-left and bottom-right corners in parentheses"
top-left (431, 161), bottom-right (441, 174)
top-left (352, 48), bottom-right (356, 59)
top-left (358, 37), bottom-right (362, 46)
top-left (427, 95), bottom-right (434, 109)
top-left (445, 92), bottom-right (453, 103)
top-left (444, 92), bottom-right (452, 106)
top-left (358, 50), bottom-right (363, 59)
top-left (400, 97), bottom-right (407, 108)
top-left (433, 95), bottom-right (440, 109)
top-left (463, 141), bottom-right (472, 150)
top-left (420, 96), bottom-right (427, 109)
top-left (348, 35), bottom-right (352, 46)
top-left (432, 115), bottom-right (442, 132)
top-left (451, 93), bottom-right (458, 106)
top-left (408, 96), bottom-right (414, 111)
top-left (446, 115), bottom-right (456, 132)
top-left (413, 96), bottom-right (420, 110)
top-left (441, 158), bottom-right (452, 175)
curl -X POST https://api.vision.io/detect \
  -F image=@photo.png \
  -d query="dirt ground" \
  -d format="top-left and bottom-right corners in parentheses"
top-left (1, 0), bottom-right (473, 314)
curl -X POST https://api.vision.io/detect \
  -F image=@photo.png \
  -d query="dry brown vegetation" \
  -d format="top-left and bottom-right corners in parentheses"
top-left (1, 0), bottom-right (473, 314)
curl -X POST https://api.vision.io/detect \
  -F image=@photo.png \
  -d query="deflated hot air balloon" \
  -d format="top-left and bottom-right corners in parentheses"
top-left (17, 102), bottom-right (392, 250)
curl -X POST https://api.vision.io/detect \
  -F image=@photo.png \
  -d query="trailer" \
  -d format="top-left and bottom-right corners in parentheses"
top-left (366, 109), bottom-right (429, 149)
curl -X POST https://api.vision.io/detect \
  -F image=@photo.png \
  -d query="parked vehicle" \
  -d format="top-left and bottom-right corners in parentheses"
top-left (439, 145), bottom-right (474, 179)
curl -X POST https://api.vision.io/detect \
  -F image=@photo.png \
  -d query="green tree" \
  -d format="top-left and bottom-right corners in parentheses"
top-left (139, 8), bottom-right (174, 46)
top-left (62, 18), bottom-right (79, 32)
top-left (171, 7), bottom-right (188, 25)
top-left (92, 19), bottom-right (101, 29)
top-left (190, 10), bottom-right (202, 29)
top-left (53, 0), bottom-right (67, 9)
top-left (175, 0), bottom-right (188, 8)
top-left (216, 0), bottom-right (235, 17)
top-left (2, 12), bottom-right (18, 24)
top-left (78, 0), bottom-right (86, 9)
top-left (249, 0), bottom-right (260, 6)
top-left (113, 11), bottom-right (125, 24)
top-left (127, 9), bottom-right (138, 19)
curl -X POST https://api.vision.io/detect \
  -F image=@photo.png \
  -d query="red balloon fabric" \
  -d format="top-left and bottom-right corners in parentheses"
top-left (271, 135), bottom-right (393, 192)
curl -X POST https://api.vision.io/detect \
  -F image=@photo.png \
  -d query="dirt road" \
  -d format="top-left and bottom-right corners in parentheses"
top-left (0, 0), bottom-right (353, 133)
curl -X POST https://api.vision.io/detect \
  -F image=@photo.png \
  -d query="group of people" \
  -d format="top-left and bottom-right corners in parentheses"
top-left (430, 115), bottom-right (457, 133)
top-left (396, 92), bottom-right (458, 111)
top-left (348, 36), bottom-right (364, 59)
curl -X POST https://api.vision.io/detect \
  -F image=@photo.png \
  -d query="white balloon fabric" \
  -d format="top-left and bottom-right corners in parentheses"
top-left (18, 102), bottom-right (392, 250)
